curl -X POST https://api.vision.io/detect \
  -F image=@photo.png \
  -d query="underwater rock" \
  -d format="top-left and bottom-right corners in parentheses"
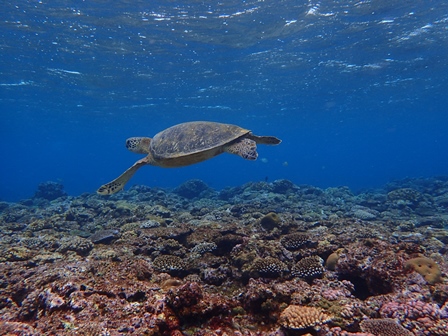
top-left (260, 212), bottom-right (281, 230)
top-left (387, 188), bottom-right (425, 208)
top-left (201, 266), bottom-right (230, 285)
top-left (33, 181), bottom-right (67, 201)
top-left (174, 179), bottom-right (211, 199)
top-left (89, 229), bottom-right (120, 244)
top-left (271, 179), bottom-right (296, 194)
top-left (166, 282), bottom-right (203, 309)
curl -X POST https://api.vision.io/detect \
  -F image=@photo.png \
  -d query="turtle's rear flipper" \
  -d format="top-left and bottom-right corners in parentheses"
top-left (225, 138), bottom-right (258, 160)
top-left (97, 158), bottom-right (147, 195)
top-left (248, 134), bottom-right (281, 145)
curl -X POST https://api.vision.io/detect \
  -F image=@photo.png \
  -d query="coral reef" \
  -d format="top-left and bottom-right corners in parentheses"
top-left (0, 176), bottom-right (448, 335)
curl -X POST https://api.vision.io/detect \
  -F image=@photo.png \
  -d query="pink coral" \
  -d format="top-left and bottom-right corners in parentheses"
top-left (380, 299), bottom-right (448, 335)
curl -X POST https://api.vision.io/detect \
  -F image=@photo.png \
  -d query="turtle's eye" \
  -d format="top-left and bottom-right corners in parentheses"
top-left (126, 138), bottom-right (137, 149)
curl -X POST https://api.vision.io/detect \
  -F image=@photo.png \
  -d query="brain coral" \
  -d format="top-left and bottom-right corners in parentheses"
top-left (291, 255), bottom-right (324, 279)
top-left (279, 305), bottom-right (332, 330)
top-left (360, 318), bottom-right (413, 336)
top-left (405, 256), bottom-right (442, 284)
top-left (280, 232), bottom-right (310, 250)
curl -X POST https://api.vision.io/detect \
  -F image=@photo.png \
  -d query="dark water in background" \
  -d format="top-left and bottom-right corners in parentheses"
top-left (1, 0), bottom-right (448, 201)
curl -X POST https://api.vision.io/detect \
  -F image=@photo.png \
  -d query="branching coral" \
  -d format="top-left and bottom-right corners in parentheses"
top-left (279, 305), bottom-right (332, 330)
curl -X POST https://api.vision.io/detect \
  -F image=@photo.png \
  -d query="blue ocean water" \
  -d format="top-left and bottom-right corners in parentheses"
top-left (1, 0), bottom-right (447, 201)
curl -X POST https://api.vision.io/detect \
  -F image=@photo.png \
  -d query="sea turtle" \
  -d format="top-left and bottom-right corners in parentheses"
top-left (97, 121), bottom-right (281, 195)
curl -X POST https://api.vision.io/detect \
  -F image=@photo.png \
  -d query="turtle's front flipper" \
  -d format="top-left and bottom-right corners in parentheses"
top-left (225, 138), bottom-right (258, 160)
top-left (248, 134), bottom-right (281, 145)
top-left (97, 158), bottom-right (148, 195)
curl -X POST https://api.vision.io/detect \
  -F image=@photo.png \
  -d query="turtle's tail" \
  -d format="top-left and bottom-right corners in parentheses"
top-left (97, 159), bottom-right (147, 195)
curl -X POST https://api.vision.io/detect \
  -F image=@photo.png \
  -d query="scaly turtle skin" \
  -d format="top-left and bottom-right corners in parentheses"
top-left (97, 121), bottom-right (281, 195)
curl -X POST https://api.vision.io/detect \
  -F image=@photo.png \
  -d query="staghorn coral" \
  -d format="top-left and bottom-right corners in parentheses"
top-left (405, 256), bottom-right (442, 284)
top-left (279, 305), bottom-right (332, 330)
top-left (291, 255), bottom-right (324, 279)
top-left (360, 318), bottom-right (413, 336)
top-left (280, 232), bottom-right (310, 250)
top-left (152, 255), bottom-right (187, 275)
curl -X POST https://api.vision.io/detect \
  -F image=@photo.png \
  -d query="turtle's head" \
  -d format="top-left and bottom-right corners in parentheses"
top-left (126, 137), bottom-right (151, 154)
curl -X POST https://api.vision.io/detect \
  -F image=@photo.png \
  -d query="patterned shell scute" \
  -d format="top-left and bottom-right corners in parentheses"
top-left (151, 121), bottom-right (249, 159)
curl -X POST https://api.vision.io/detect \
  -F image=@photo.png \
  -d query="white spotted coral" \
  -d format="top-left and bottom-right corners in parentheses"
top-left (291, 255), bottom-right (324, 279)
